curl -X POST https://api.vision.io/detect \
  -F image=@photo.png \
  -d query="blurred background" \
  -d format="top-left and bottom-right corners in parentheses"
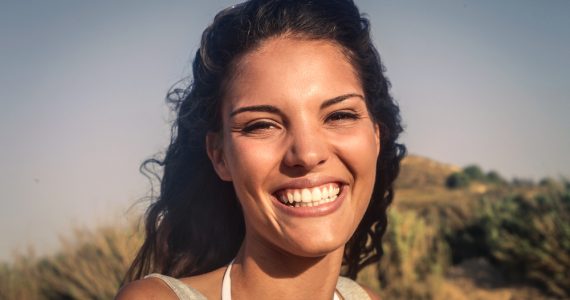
top-left (1, 0), bottom-right (569, 299)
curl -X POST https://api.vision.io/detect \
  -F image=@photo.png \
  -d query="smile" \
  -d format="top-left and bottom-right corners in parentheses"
top-left (274, 183), bottom-right (340, 207)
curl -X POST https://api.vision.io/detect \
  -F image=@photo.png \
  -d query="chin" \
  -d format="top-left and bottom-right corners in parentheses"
top-left (279, 228), bottom-right (351, 258)
top-left (290, 244), bottom-right (344, 258)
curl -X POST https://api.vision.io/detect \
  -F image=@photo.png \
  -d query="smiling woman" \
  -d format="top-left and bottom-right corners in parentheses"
top-left (210, 38), bottom-right (381, 260)
top-left (117, 0), bottom-right (405, 299)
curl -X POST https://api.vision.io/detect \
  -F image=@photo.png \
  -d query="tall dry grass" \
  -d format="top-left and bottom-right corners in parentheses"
top-left (376, 209), bottom-right (449, 300)
top-left (0, 222), bottom-right (143, 300)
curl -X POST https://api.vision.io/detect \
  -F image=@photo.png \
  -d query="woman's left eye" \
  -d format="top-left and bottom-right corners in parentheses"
top-left (325, 111), bottom-right (360, 122)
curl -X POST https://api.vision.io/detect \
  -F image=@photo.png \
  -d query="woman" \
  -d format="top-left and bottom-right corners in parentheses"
top-left (117, 0), bottom-right (404, 299)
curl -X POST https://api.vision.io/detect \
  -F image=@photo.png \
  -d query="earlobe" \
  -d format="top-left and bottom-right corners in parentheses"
top-left (206, 132), bottom-right (233, 181)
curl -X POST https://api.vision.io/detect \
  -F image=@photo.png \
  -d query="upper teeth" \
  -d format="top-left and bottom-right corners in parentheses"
top-left (276, 183), bottom-right (340, 207)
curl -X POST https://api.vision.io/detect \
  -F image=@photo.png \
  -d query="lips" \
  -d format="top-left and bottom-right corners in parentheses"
top-left (274, 183), bottom-right (341, 207)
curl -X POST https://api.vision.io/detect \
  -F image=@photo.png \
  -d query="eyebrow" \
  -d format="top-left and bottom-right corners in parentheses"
top-left (229, 104), bottom-right (281, 117)
top-left (229, 93), bottom-right (364, 117)
top-left (320, 93), bottom-right (364, 109)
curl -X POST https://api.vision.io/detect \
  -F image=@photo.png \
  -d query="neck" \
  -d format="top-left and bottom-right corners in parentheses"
top-left (230, 235), bottom-right (345, 300)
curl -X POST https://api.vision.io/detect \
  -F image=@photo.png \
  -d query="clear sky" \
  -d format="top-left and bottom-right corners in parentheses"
top-left (1, 0), bottom-right (569, 260)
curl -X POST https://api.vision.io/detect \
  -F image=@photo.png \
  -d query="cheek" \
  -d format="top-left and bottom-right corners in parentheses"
top-left (224, 138), bottom-right (285, 230)
top-left (224, 137), bottom-right (281, 193)
top-left (334, 125), bottom-right (379, 216)
top-left (335, 126), bottom-right (379, 178)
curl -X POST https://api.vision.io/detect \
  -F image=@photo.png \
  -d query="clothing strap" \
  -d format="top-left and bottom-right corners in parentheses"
top-left (146, 270), bottom-right (370, 300)
top-left (221, 259), bottom-right (233, 300)
top-left (222, 259), bottom-right (345, 300)
top-left (145, 273), bottom-right (207, 300)
top-left (222, 259), bottom-right (370, 300)
top-left (336, 276), bottom-right (371, 300)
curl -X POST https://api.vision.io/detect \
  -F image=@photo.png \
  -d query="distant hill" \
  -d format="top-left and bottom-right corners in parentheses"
top-left (395, 154), bottom-right (461, 189)
top-left (392, 155), bottom-right (482, 229)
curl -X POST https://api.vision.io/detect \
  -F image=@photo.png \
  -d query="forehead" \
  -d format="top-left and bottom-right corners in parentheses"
top-left (222, 37), bottom-right (362, 112)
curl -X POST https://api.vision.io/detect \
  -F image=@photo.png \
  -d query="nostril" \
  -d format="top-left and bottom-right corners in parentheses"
top-left (285, 150), bottom-right (328, 171)
top-left (283, 128), bottom-right (330, 170)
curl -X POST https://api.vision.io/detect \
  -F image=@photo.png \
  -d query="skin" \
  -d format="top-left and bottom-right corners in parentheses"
top-left (116, 37), bottom-right (381, 300)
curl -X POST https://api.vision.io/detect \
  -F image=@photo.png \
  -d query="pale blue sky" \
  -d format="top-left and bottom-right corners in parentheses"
top-left (1, 0), bottom-right (569, 260)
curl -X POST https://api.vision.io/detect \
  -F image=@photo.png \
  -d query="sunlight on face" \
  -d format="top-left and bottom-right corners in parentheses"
top-left (209, 37), bottom-right (380, 257)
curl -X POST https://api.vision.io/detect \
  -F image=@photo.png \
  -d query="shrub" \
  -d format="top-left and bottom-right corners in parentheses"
top-left (446, 172), bottom-right (470, 189)
top-left (0, 222), bottom-right (143, 300)
top-left (477, 192), bottom-right (570, 298)
top-left (378, 209), bottom-right (449, 299)
top-left (463, 165), bottom-right (485, 181)
top-left (485, 171), bottom-right (507, 185)
top-left (38, 224), bottom-right (142, 299)
top-left (0, 254), bottom-right (41, 300)
top-left (445, 208), bottom-right (489, 264)
top-left (511, 178), bottom-right (535, 187)
top-left (538, 177), bottom-right (565, 192)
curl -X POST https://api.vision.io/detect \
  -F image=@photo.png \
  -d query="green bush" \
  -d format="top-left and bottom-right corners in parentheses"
top-left (378, 209), bottom-right (449, 299)
top-left (511, 177), bottom-right (535, 187)
top-left (477, 192), bottom-right (570, 297)
top-left (485, 171), bottom-right (507, 185)
top-left (538, 177), bottom-right (566, 192)
top-left (463, 165), bottom-right (485, 181)
top-left (445, 172), bottom-right (470, 189)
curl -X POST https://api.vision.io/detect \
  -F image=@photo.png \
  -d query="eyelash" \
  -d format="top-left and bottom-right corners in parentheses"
top-left (242, 121), bottom-right (278, 133)
top-left (326, 111), bottom-right (360, 122)
top-left (240, 111), bottom-right (360, 133)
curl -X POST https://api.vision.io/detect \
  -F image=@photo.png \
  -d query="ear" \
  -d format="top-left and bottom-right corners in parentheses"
top-left (206, 132), bottom-right (233, 181)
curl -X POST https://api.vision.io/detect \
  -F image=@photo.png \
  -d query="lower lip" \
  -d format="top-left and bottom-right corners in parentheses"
top-left (272, 185), bottom-right (347, 217)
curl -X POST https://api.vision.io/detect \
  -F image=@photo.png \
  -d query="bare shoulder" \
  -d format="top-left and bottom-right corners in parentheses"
top-left (178, 266), bottom-right (226, 299)
top-left (115, 277), bottom-right (177, 300)
top-left (115, 267), bottom-right (226, 300)
top-left (359, 284), bottom-right (382, 300)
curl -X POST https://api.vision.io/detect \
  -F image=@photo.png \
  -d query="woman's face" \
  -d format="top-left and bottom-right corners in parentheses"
top-left (207, 37), bottom-right (380, 257)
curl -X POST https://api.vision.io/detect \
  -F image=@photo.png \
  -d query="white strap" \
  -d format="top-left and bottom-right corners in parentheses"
top-left (221, 259), bottom-right (234, 300)
top-left (221, 259), bottom-right (341, 300)
top-left (145, 273), bottom-right (207, 300)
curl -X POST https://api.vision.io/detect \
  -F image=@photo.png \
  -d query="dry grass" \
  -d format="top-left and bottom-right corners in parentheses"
top-left (375, 209), bottom-right (449, 300)
top-left (0, 222), bottom-right (143, 300)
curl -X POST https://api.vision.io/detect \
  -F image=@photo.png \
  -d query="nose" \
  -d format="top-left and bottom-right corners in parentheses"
top-left (283, 124), bottom-right (329, 171)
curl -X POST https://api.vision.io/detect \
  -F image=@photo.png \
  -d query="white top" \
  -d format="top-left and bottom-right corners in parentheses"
top-left (145, 262), bottom-right (371, 300)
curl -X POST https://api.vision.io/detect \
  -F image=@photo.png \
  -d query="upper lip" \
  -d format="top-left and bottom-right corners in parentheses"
top-left (272, 175), bottom-right (347, 193)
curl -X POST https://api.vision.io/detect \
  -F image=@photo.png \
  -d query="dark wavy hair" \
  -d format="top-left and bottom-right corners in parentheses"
top-left (124, 0), bottom-right (405, 283)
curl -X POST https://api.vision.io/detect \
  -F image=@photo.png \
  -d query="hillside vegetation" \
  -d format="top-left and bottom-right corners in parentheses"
top-left (1, 155), bottom-right (568, 299)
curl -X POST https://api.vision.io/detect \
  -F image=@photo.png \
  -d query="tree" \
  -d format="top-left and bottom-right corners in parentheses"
top-left (446, 172), bottom-right (470, 189)
top-left (463, 165), bottom-right (485, 181)
top-left (486, 170), bottom-right (507, 185)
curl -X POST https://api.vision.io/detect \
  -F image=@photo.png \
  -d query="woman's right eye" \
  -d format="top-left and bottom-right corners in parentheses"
top-left (242, 121), bottom-right (279, 134)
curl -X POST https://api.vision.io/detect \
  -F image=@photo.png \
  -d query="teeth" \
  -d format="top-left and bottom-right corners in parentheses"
top-left (311, 188), bottom-right (321, 202)
top-left (322, 187), bottom-right (329, 199)
top-left (287, 192), bottom-right (293, 203)
top-left (276, 183), bottom-right (341, 207)
top-left (293, 190), bottom-right (301, 203)
top-left (301, 189), bottom-right (312, 203)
